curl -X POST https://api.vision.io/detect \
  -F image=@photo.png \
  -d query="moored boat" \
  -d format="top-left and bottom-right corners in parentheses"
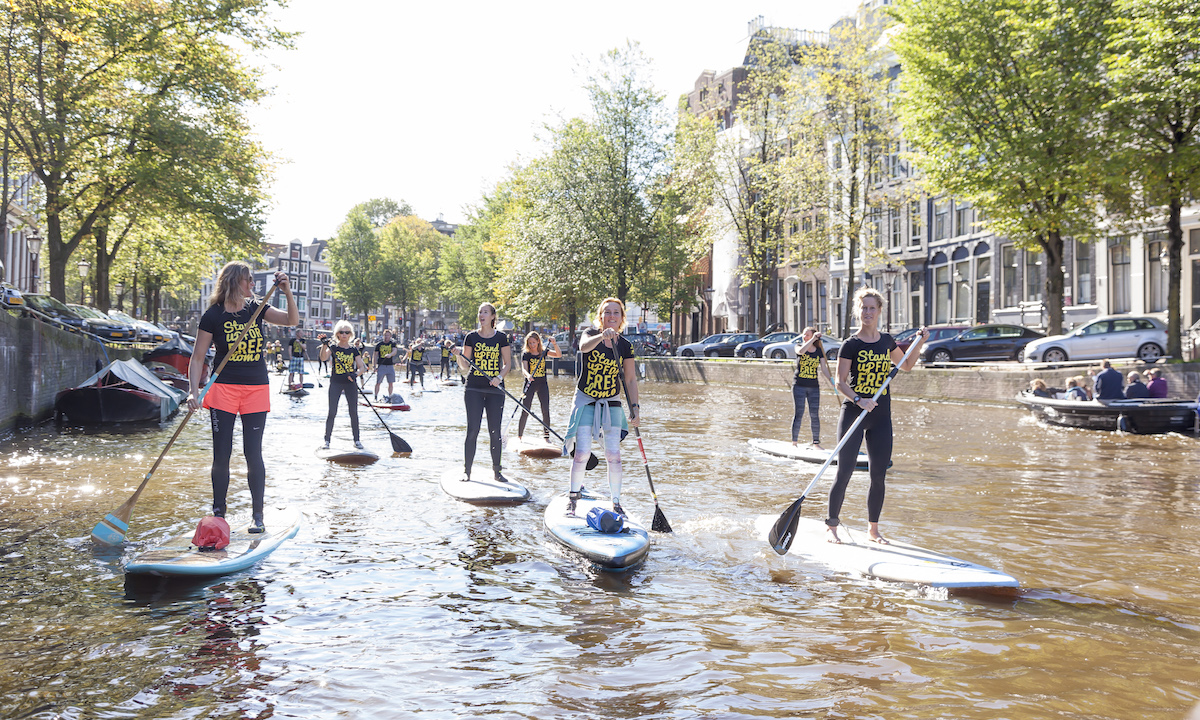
top-left (1015, 390), bottom-right (1197, 434)
top-left (55, 359), bottom-right (187, 424)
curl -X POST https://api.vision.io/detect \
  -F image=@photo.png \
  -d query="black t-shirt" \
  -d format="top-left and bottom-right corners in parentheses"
top-left (198, 300), bottom-right (268, 386)
top-left (290, 338), bottom-right (306, 359)
top-left (376, 340), bottom-right (395, 366)
top-left (330, 345), bottom-right (360, 383)
top-left (524, 350), bottom-right (548, 380)
top-left (576, 329), bottom-right (634, 400)
top-left (441, 345), bottom-right (451, 358)
top-left (464, 330), bottom-right (509, 389)
top-left (794, 349), bottom-right (822, 388)
top-left (410, 347), bottom-right (424, 364)
top-left (840, 333), bottom-right (899, 405)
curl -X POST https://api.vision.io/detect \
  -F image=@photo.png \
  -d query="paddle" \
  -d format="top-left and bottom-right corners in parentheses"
top-left (613, 337), bottom-right (672, 533)
top-left (457, 351), bottom-right (598, 470)
top-left (767, 335), bottom-right (923, 555)
top-left (91, 280), bottom-right (282, 546)
top-left (357, 375), bottom-right (412, 456)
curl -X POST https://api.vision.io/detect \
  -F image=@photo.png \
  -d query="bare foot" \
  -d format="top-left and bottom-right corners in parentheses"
top-left (868, 523), bottom-right (890, 544)
top-left (812, 442), bottom-right (825, 451)
top-left (792, 440), bottom-right (799, 447)
top-left (826, 525), bottom-right (842, 544)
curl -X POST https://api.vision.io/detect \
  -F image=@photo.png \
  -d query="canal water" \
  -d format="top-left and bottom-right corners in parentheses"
top-left (1, 374), bottom-right (1198, 719)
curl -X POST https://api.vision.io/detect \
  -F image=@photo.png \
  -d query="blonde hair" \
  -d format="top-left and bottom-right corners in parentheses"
top-left (594, 297), bottom-right (627, 331)
top-left (523, 331), bottom-right (543, 355)
top-left (478, 302), bottom-right (498, 330)
top-left (332, 320), bottom-right (354, 338)
top-left (852, 286), bottom-right (885, 320)
top-left (209, 261), bottom-right (253, 308)
top-left (1031, 378), bottom-right (1047, 391)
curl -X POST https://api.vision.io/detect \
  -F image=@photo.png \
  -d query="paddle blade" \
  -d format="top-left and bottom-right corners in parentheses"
top-left (651, 505), bottom-right (672, 533)
top-left (768, 496), bottom-right (806, 555)
top-left (390, 432), bottom-right (412, 455)
top-left (90, 513), bottom-right (129, 546)
top-left (586, 453), bottom-right (599, 471)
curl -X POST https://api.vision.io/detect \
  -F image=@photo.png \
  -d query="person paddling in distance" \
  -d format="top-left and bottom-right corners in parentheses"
top-left (188, 262), bottom-right (298, 534)
top-left (791, 326), bottom-right (833, 450)
top-left (452, 302), bottom-right (513, 482)
top-left (827, 287), bottom-right (928, 545)
top-left (518, 331), bottom-right (562, 442)
top-left (286, 328), bottom-right (307, 389)
top-left (564, 298), bottom-right (639, 517)
top-left (373, 328), bottom-right (398, 400)
top-left (403, 339), bottom-right (427, 389)
top-left (320, 320), bottom-right (369, 450)
top-left (439, 338), bottom-right (453, 380)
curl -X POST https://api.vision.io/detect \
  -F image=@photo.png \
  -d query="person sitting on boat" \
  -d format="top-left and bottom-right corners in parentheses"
top-left (791, 327), bottom-right (833, 450)
top-left (373, 329), bottom-right (398, 400)
top-left (1065, 376), bottom-right (1090, 401)
top-left (287, 329), bottom-right (307, 389)
top-left (1124, 371), bottom-right (1150, 399)
top-left (1029, 378), bottom-right (1054, 398)
top-left (1146, 368), bottom-right (1168, 398)
top-left (188, 262), bottom-right (298, 534)
top-left (1094, 360), bottom-right (1125, 400)
top-left (320, 321), bottom-right (369, 450)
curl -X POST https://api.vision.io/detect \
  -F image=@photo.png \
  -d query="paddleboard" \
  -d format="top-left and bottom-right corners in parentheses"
top-left (439, 465), bottom-right (530, 505)
top-left (281, 387), bottom-right (308, 398)
top-left (510, 435), bottom-right (564, 459)
top-left (439, 378), bottom-right (462, 387)
top-left (316, 446), bottom-right (379, 465)
top-left (124, 507), bottom-right (302, 577)
top-left (359, 400), bottom-right (411, 411)
top-left (748, 438), bottom-right (876, 470)
top-left (755, 515), bottom-right (1019, 592)
top-left (544, 491), bottom-right (650, 570)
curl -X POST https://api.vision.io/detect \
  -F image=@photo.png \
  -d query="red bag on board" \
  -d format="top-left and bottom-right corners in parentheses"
top-left (192, 516), bottom-right (231, 550)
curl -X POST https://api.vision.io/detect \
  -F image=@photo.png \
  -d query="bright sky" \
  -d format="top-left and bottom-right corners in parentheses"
top-left (248, 0), bottom-right (861, 244)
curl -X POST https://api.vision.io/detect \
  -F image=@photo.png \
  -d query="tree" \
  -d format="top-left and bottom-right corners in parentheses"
top-left (378, 215), bottom-right (442, 336)
top-left (353, 198), bottom-right (413, 229)
top-left (892, 0), bottom-right (1112, 335)
top-left (326, 208), bottom-right (382, 320)
top-left (1103, 0), bottom-right (1200, 359)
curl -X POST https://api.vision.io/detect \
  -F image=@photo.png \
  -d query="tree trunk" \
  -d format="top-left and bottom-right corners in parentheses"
top-left (1040, 231), bottom-right (1065, 336)
top-left (1166, 196), bottom-right (1184, 359)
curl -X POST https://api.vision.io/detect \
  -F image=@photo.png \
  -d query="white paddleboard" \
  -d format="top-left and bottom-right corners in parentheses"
top-left (316, 446), bottom-right (379, 465)
top-left (439, 465), bottom-right (530, 505)
top-left (748, 438), bottom-right (873, 470)
top-left (509, 435), bottom-right (564, 459)
top-left (544, 491), bottom-right (650, 570)
top-left (125, 507), bottom-right (302, 577)
top-left (756, 515), bottom-right (1019, 592)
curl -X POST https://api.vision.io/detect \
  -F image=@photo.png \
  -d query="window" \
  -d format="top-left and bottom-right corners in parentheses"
top-left (1190, 227), bottom-right (1200, 255)
top-left (1002, 245), bottom-right (1019, 307)
top-left (909, 201), bottom-right (921, 246)
top-left (955, 205), bottom-right (971, 237)
top-left (1146, 231), bottom-right (1167, 313)
top-left (1075, 241), bottom-right (1093, 305)
top-left (934, 265), bottom-right (951, 323)
top-left (954, 260), bottom-right (971, 320)
top-left (934, 200), bottom-right (950, 241)
top-left (890, 210), bottom-right (902, 249)
top-left (818, 281), bottom-right (827, 325)
top-left (871, 206), bottom-right (883, 248)
top-left (1025, 251), bottom-right (1044, 301)
top-left (1109, 236), bottom-right (1131, 314)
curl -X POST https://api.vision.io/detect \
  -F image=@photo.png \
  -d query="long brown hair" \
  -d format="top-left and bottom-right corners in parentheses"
top-left (209, 261), bottom-right (254, 308)
top-left (478, 302), bottom-right (498, 330)
top-left (523, 331), bottom-right (543, 355)
top-left (801, 326), bottom-right (824, 356)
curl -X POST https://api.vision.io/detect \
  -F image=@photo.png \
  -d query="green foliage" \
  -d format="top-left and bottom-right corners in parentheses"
top-left (326, 208), bottom-right (383, 319)
top-left (378, 214), bottom-right (443, 327)
top-left (353, 198), bottom-right (413, 229)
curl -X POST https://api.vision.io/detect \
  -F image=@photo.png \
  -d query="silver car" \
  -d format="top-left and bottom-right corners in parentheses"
top-left (677, 333), bottom-right (737, 357)
top-left (1022, 316), bottom-right (1168, 363)
top-left (764, 334), bottom-right (842, 361)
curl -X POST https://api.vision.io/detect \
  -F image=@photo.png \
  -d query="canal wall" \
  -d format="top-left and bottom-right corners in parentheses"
top-left (639, 357), bottom-right (1200, 405)
top-left (0, 310), bottom-right (137, 434)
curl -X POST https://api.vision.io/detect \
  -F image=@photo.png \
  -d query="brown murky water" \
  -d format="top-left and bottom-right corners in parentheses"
top-left (1, 374), bottom-right (1198, 719)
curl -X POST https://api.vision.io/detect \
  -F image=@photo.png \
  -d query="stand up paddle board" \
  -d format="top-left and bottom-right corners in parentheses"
top-left (509, 436), bottom-right (564, 459)
top-left (281, 387), bottom-right (308, 398)
top-left (316, 446), bottom-right (379, 465)
top-left (124, 507), bottom-right (302, 577)
top-left (359, 400), bottom-right (411, 411)
top-left (439, 465), bottom-right (530, 505)
top-left (748, 438), bottom-right (878, 470)
top-left (439, 378), bottom-right (462, 387)
top-left (755, 515), bottom-right (1019, 593)
top-left (544, 491), bottom-right (650, 570)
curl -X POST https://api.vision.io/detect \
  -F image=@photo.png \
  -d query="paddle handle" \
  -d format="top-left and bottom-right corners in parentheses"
top-left (794, 335), bottom-right (924, 501)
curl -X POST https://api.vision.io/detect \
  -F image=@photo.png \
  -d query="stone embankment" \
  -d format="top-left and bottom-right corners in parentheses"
top-left (639, 357), bottom-right (1200, 405)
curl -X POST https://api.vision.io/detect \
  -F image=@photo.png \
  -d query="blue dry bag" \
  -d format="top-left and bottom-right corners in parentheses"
top-left (586, 506), bottom-right (625, 534)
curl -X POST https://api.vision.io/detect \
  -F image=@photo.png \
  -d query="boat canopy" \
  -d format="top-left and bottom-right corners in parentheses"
top-left (80, 359), bottom-right (187, 419)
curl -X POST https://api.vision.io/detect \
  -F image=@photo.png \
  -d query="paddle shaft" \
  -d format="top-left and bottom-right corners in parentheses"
top-left (357, 375), bottom-right (412, 454)
top-left (457, 352), bottom-right (569, 445)
top-left (611, 342), bottom-right (656, 497)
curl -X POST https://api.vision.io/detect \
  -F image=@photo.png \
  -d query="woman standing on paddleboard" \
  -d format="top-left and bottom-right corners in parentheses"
top-left (320, 320), bottom-right (369, 450)
top-left (453, 302), bottom-right (512, 482)
top-left (564, 298), bottom-right (639, 517)
top-left (517, 331), bottom-right (562, 442)
top-left (188, 262), bottom-right (298, 533)
top-left (791, 327), bottom-right (832, 449)
top-left (828, 287), bottom-right (927, 544)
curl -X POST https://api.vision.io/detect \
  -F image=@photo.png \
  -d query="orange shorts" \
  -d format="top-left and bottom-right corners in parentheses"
top-left (203, 382), bottom-right (271, 415)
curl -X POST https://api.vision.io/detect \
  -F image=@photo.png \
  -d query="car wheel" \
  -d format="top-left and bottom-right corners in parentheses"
top-left (704, 350), bottom-right (717, 357)
top-left (1014, 347), bottom-right (1026, 363)
top-left (825, 349), bottom-right (838, 360)
top-left (681, 349), bottom-right (694, 357)
top-left (740, 348), bottom-right (758, 358)
top-left (931, 349), bottom-right (952, 364)
top-left (1044, 348), bottom-right (1068, 363)
top-left (770, 349), bottom-right (786, 360)
top-left (1136, 343), bottom-right (1164, 362)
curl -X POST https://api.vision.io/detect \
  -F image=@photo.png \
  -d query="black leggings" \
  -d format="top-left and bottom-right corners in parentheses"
top-left (209, 409), bottom-right (267, 518)
top-left (518, 379), bottom-right (550, 438)
top-left (325, 381), bottom-right (361, 442)
top-left (464, 386), bottom-right (504, 475)
top-left (827, 400), bottom-right (893, 526)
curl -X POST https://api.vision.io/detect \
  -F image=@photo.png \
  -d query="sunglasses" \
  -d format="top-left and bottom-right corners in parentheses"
top-left (337, 331), bottom-right (350, 335)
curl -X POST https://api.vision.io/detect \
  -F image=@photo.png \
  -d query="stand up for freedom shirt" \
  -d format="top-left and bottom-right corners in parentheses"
top-left (199, 300), bottom-right (268, 385)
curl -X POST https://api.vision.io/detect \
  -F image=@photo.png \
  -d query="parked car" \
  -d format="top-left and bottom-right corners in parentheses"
top-left (920, 323), bottom-right (1045, 364)
top-left (107, 309), bottom-right (171, 344)
top-left (22, 293), bottom-right (87, 333)
top-left (677, 333), bottom-right (738, 357)
top-left (703, 332), bottom-right (760, 357)
top-left (764, 334), bottom-right (842, 361)
top-left (622, 331), bottom-right (667, 356)
top-left (893, 327), bottom-right (922, 352)
top-left (735, 331), bottom-right (798, 358)
top-left (1022, 316), bottom-right (1168, 364)
top-left (67, 304), bottom-right (137, 342)
top-left (0, 282), bottom-right (24, 309)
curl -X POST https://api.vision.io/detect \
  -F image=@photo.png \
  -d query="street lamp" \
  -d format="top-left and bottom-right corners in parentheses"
top-left (77, 259), bottom-right (91, 304)
top-left (26, 231), bottom-right (42, 293)
top-left (882, 263), bottom-right (901, 331)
